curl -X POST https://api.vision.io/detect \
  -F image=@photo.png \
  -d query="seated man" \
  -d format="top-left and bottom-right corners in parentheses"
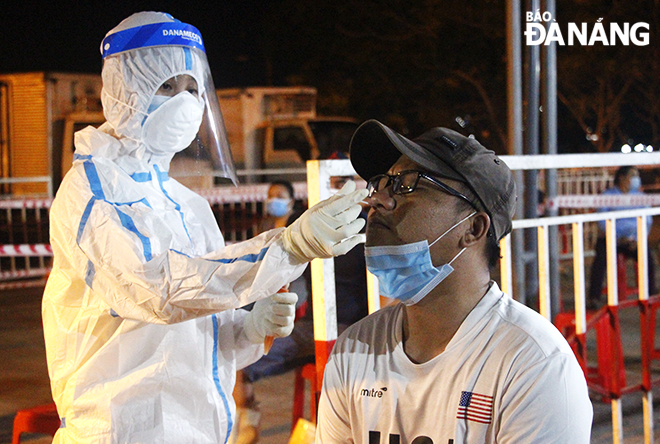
top-left (316, 120), bottom-right (593, 443)
top-left (588, 165), bottom-right (656, 308)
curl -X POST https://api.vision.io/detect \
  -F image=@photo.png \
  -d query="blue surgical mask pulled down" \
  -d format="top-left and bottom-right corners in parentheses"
top-left (365, 212), bottom-right (476, 306)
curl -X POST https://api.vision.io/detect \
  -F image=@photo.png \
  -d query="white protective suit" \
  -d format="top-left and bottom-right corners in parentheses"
top-left (42, 12), bottom-right (348, 444)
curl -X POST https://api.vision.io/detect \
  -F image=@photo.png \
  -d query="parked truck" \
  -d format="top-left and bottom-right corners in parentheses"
top-left (217, 86), bottom-right (358, 182)
top-left (0, 72), bottom-right (104, 196)
top-left (0, 73), bottom-right (358, 195)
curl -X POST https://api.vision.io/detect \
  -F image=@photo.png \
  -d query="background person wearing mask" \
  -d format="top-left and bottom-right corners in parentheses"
top-left (233, 177), bottom-right (369, 443)
top-left (233, 179), bottom-right (305, 444)
top-left (587, 165), bottom-right (657, 308)
top-left (315, 120), bottom-right (592, 443)
top-left (260, 179), bottom-right (304, 231)
top-left (42, 12), bottom-right (367, 444)
top-left (258, 179), bottom-right (309, 303)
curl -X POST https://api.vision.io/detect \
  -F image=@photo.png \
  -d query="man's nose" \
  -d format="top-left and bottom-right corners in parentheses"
top-left (366, 188), bottom-right (396, 210)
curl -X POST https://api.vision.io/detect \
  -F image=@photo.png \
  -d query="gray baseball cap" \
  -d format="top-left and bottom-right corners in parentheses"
top-left (349, 119), bottom-right (517, 241)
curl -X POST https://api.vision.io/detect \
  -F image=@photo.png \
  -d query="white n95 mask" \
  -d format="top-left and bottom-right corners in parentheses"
top-left (365, 212), bottom-right (475, 305)
top-left (141, 91), bottom-right (204, 155)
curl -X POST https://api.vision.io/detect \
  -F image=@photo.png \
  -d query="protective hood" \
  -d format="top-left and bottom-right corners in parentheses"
top-left (101, 45), bottom-right (207, 144)
top-left (96, 11), bottom-right (238, 184)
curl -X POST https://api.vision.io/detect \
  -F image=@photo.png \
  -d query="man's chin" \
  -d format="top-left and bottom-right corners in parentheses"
top-left (365, 226), bottom-right (389, 247)
top-left (365, 236), bottom-right (385, 247)
top-left (365, 232), bottom-right (398, 248)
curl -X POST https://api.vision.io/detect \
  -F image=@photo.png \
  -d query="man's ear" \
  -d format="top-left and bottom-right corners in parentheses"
top-left (461, 213), bottom-right (490, 247)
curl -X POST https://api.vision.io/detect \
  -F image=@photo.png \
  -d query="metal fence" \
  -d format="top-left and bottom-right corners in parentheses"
top-left (500, 206), bottom-right (660, 444)
top-left (500, 152), bottom-right (660, 444)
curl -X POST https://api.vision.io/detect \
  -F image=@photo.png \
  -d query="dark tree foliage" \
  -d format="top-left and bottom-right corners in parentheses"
top-left (261, 0), bottom-right (657, 154)
top-left (555, 0), bottom-right (658, 152)
top-left (263, 0), bottom-right (508, 152)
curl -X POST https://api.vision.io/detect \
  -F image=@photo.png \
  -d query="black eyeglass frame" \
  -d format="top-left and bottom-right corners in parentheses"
top-left (367, 170), bottom-right (478, 210)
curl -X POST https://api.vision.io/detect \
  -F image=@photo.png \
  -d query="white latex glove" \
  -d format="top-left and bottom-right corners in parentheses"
top-left (243, 292), bottom-right (298, 344)
top-left (281, 180), bottom-right (368, 264)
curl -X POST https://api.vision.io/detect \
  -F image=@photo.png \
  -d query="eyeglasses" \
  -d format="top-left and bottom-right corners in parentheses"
top-left (367, 170), bottom-right (477, 209)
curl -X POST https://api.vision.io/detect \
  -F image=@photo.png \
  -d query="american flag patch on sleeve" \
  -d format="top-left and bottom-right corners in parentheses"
top-left (456, 391), bottom-right (494, 424)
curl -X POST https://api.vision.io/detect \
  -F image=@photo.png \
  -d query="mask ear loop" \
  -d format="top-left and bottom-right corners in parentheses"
top-left (429, 211), bottom-right (477, 270)
top-left (101, 88), bottom-right (149, 144)
top-left (429, 211), bottom-right (477, 248)
top-left (102, 88), bottom-right (148, 117)
top-left (448, 245), bottom-right (468, 265)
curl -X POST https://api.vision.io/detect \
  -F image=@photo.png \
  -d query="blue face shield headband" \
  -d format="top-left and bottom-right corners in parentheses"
top-left (101, 22), bottom-right (206, 58)
top-left (365, 211), bottom-right (476, 306)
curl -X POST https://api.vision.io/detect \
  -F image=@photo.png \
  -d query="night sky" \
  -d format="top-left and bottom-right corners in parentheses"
top-left (1, 1), bottom-right (657, 152)
top-left (0, 1), bottom-right (271, 87)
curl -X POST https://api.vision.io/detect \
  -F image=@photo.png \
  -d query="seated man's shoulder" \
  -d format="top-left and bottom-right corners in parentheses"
top-left (492, 295), bottom-right (573, 359)
top-left (334, 304), bottom-right (401, 353)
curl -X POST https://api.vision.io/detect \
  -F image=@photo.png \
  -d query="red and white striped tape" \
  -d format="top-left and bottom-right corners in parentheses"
top-left (548, 193), bottom-right (660, 209)
top-left (0, 184), bottom-right (310, 207)
top-left (193, 182), bottom-right (309, 204)
top-left (0, 198), bottom-right (53, 209)
top-left (0, 268), bottom-right (51, 280)
top-left (0, 244), bottom-right (53, 257)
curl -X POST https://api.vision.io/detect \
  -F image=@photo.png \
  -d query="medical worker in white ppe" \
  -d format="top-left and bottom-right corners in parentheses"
top-left (42, 11), bottom-right (367, 444)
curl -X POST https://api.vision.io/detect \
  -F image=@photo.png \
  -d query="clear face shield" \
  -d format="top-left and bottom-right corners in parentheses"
top-left (101, 18), bottom-right (239, 187)
top-left (167, 50), bottom-right (239, 187)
